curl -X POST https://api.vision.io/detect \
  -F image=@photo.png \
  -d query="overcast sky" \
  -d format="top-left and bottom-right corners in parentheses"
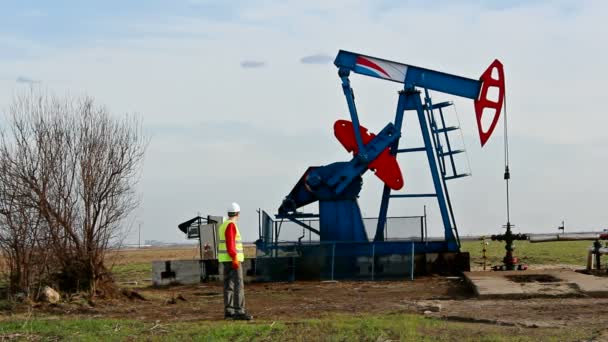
top-left (1, 0), bottom-right (607, 243)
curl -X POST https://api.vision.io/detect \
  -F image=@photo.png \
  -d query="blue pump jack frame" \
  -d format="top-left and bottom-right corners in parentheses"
top-left (334, 50), bottom-right (485, 253)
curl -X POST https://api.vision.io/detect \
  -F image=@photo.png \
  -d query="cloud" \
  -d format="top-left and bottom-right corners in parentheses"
top-left (240, 60), bottom-right (266, 68)
top-left (300, 54), bottom-right (333, 65)
top-left (15, 76), bottom-right (39, 84)
top-left (4, 0), bottom-right (607, 243)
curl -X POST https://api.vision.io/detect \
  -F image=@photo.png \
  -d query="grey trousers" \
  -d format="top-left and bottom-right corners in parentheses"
top-left (222, 262), bottom-right (246, 315)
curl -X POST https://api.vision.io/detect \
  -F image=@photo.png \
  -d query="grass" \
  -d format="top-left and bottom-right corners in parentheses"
top-left (0, 318), bottom-right (147, 341)
top-left (111, 262), bottom-right (151, 286)
top-left (461, 239), bottom-right (592, 268)
top-left (0, 313), bottom-right (591, 342)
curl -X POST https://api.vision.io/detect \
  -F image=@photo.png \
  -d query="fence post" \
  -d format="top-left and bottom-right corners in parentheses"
top-left (410, 242), bottom-right (415, 281)
top-left (331, 243), bottom-right (335, 281)
top-left (420, 217), bottom-right (424, 242)
top-left (424, 205), bottom-right (428, 244)
top-left (385, 220), bottom-right (388, 240)
top-left (274, 221), bottom-right (278, 258)
top-left (292, 255), bottom-right (296, 282)
top-left (371, 243), bottom-right (375, 281)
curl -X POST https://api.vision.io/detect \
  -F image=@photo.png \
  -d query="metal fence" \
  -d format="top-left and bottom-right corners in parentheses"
top-left (254, 241), bottom-right (415, 282)
top-left (258, 210), bottom-right (426, 246)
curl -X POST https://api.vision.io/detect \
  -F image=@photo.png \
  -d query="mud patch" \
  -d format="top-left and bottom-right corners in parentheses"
top-left (506, 274), bottom-right (561, 283)
top-left (193, 291), bottom-right (222, 297)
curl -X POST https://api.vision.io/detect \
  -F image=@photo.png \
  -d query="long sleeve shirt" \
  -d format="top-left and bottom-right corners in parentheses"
top-left (224, 222), bottom-right (238, 260)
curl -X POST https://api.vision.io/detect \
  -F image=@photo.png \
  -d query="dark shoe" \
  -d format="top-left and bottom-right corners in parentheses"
top-left (232, 313), bottom-right (253, 321)
top-left (224, 313), bottom-right (235, 320)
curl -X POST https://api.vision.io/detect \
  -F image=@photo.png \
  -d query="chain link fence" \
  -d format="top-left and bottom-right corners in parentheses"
top-left (255, 241), bottom-right (416, 281)
top-left (260, 211), bottom-right (425, 245)
top-left (256, 210), bottom-right (421, 281)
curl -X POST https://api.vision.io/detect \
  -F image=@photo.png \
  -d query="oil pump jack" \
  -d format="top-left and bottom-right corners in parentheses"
top-left (264, 50), bottom-right (505, 277)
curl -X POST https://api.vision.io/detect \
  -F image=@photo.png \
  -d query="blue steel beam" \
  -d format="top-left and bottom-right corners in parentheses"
top-left (397, 147), bottom-right (426, 153)
top-left (334, 50), bottom-right (482, 100)
top-left (374, 90), bottom-right (408, 241)
top-left (414, 94), bottom-right (458, 249)
top-left (339, 70), bottom-right (366, 156)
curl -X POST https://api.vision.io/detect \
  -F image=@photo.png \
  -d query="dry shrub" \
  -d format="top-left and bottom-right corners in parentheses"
top-left (0, 90), bottom-right (147, 296)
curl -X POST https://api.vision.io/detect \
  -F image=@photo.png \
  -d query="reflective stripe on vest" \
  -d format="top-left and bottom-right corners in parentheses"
top-left (218, 220), bottom-right (245, 262)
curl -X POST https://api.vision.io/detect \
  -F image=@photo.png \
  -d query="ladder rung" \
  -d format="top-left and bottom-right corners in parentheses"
top-left (438, 149), bottom-right (465, 157)
top-left (433, 126), bottom-right (459, 134)
top-left (390, 193), bottom-right (437, 198)
top-left (429, 101), bottom-right (453, 110)
top-left (444, 173), bottom-right (470, 180)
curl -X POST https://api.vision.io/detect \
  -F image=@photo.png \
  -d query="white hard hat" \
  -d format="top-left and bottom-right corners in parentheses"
top-left (228, 202), bottom-right (240, 213)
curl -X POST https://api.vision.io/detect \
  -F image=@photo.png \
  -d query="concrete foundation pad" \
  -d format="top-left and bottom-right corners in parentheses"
top-left (464, 269), bottom-right (608, 299)
top-left (152, 260), bottom-right (202, 286)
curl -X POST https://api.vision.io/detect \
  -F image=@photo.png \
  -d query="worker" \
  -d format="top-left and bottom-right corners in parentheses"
top-left (218, 202), bottom-right (252, 320)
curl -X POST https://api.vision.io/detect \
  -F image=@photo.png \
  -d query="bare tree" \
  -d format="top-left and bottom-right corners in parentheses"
top-left (0, 91), bottom-right (146, 294)
top-left (0, 171), bottom-right (49, 296)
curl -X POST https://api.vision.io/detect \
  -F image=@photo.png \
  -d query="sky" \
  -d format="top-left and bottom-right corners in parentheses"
top-left (1, 0), bottom-right (607, 243)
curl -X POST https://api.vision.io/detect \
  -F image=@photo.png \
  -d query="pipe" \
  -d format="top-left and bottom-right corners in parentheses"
top-left (529, 233), bottom-right (602, 243)
top-left (458, 231), bottom-right (607, 242)
top-left (588, 247), bottom-right (608, 253)
top-left (587, 247), bottom-right (608, 271)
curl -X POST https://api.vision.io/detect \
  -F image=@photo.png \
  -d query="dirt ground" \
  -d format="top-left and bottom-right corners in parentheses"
top-left (104, 247), bottom-right (608, 328)
top-left (6, 246), bottom-right (606, 337)
top-left (28, 274), bottom-right (608, 334)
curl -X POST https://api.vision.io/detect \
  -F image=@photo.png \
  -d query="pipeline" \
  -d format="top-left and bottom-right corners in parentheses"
top-left (529, 232), bottom-right (607, 243)
top-left (458, 231), bottom-right (607, 243)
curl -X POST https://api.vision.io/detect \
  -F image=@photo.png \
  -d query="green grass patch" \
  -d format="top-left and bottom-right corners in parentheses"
top-left (110, 262), bottom-right (151, 286)
top-left (461, 240), bottom-right (592, 268)
top-left (0, 313), bottom-right (592, 342)
top-left (0, 318), bottom-right (147, 341)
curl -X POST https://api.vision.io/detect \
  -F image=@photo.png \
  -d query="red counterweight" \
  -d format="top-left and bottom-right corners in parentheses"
top-left (475, 59), bottom-right (505, 147)
top-left (334, 120), bottom-right (404, 190)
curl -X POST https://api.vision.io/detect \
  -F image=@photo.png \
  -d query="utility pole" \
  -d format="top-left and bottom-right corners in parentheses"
top-left (138, 221), bottom-right (142, 249)
top-left (558, 220), bottom-right (565, 234)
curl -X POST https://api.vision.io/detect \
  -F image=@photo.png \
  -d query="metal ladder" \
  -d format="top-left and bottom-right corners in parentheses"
top-left (423, 89), bottom-right (470, 245)
top-left (425, 100), bottom-right (470, 180)
top-left (375, 89), bottom-right (462, 249)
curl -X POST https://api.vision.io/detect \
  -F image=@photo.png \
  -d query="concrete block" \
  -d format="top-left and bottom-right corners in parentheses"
top-left (464, 269), bottom-right (608, 299)
top-left (152, 260), bottom-right (203, 286)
